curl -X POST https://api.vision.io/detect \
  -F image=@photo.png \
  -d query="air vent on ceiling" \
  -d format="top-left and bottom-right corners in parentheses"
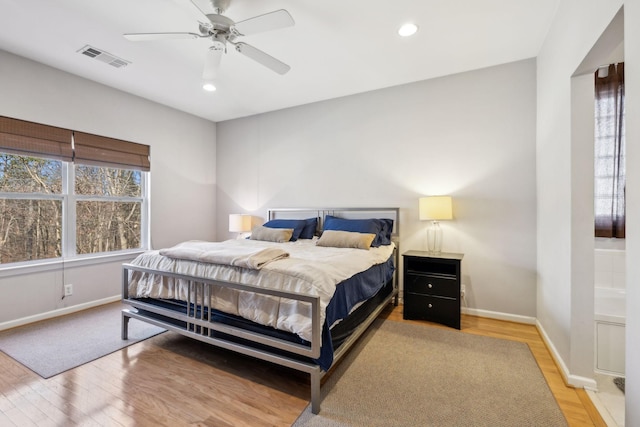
top-left (77, 45), bottom-right (131, 68)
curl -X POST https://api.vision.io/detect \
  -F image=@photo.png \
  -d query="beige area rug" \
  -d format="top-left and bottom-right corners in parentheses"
top-left (293, 319), bottom-right (567, 427)
top-left (0, 302), bottom-right (165, 378)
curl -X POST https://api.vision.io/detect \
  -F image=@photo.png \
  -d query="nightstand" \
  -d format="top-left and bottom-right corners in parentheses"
top-left (402, 250), bottom-right (464, 329)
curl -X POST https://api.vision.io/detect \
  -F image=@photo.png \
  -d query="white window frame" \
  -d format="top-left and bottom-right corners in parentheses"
top-left (0, 155), bottom-right (150, 272)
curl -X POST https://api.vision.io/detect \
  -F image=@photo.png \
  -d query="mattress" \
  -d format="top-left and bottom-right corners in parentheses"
top-left (128, 239), bottom-right (394, 340)
top-left (132, 259), bottom-right (394, 370)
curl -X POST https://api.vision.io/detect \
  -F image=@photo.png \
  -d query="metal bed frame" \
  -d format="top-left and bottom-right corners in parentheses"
top-left (121, 207), bottom-right (399, 414)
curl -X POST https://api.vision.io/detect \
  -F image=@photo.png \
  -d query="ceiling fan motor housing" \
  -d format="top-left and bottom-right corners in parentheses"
top-left (206, 13), bottom-right (235, 32)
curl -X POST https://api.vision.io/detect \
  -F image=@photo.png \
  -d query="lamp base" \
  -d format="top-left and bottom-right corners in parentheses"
top-left (426, 221), bottom-right (443, 254)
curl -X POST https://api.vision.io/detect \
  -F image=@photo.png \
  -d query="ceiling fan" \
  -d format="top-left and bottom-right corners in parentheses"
top-left (124, 0), bottom-right (294, 79)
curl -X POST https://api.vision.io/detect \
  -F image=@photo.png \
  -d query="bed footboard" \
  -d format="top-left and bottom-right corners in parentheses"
top-left (122, 206), bottom-right (399, 414)
top-left (122, 263), bottom-right (397, 414)
top-left (122, 263), bottom-right (330, 409)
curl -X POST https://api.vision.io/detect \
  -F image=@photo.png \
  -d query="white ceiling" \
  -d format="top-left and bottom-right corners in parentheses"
top-left (0, 0), bottom-right (559, 123)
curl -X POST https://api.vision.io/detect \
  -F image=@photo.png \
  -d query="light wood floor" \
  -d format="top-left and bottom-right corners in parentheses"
top-left (0, 304), bottom-right (607, 426)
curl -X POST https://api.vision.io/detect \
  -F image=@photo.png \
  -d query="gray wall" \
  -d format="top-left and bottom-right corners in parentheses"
top-left (0, 50), bottom-right (217, 324)
top-left (217, 59), bottom-right (538, 319)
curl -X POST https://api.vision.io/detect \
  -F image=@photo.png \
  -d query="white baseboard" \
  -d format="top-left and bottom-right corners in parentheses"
top-left (0, 295), bottom-right (121, 332)
top-left (462, 306), bottom-right (537, 325)
top-left (535, 319), bottom-right (598, 390)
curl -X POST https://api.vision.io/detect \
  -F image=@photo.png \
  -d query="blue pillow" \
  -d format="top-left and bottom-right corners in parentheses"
top-left (323, 215), bottom-right (393, 247)
top-left (378, 218), bottom-right (394, 246)
top-left (300, 217), bottom-right (318, 239)
top-left (263, 219), bottom-right (306, 241)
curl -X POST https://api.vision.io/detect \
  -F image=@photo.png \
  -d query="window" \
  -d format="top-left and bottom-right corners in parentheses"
top-left (0, 116), bottom-right (150, 265)
top-left (74, 165), bottom-right (143, 255)
top-left (0, 154), bottom-right (63, 263)
top-left (594, 63), bottom-right (625, 238)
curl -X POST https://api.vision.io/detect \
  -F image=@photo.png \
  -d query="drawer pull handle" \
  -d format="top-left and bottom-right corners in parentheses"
top-left (428, 303), bottom-right (433, 309)
top-left (428, 283), bottom-right (433, 289)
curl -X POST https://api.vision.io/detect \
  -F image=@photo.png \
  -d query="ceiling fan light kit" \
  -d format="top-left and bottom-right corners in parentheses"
top-left (123, 0), bottom-right (294, 89)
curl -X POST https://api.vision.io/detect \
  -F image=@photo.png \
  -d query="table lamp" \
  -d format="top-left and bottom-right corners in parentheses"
top-left (229, 214), bottom-right (252, 239)
top-left (419, 196), bottom-right (453, 254)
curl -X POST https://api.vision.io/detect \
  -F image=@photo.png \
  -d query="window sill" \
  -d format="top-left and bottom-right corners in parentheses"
top-left (0, 250), bottom-right (145, 278)
top-left (595, 237), bottom-right (626, 251)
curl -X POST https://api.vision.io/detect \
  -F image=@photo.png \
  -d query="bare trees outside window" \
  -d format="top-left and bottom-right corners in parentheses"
top-left (0, 154), bottom-right (63, 263)
top-left (75, 165), bottom-right (143, 255)
top-left (0, 153), bottom-right (146, 264)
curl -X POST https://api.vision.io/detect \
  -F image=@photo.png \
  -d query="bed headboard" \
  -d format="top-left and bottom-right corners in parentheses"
top-left (268, 207), bottom-right (400, 241)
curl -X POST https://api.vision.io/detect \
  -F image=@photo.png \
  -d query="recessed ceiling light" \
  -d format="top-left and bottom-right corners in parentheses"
top-left (398, 23), bottom-right (418, 37)
top-left (202, 82), bottom-right (216, 92)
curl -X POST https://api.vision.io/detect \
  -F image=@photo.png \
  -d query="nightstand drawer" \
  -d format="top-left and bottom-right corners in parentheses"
top-left (403, 293), bottom-right (460, 327)
top-left (402, 250), bottom-right (463, 329)
top-left (404, 273), bottom-right (458, 298)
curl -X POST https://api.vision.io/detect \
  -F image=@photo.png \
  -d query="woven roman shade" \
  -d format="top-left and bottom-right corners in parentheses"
top-left (0, 116), bottom-right (73, 161)
top-left (73, 131), bottom-right (150, 171)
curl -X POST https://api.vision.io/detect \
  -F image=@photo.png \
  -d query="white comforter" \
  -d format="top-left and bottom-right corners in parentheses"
top-left (128, 238), bottom-right (394, 342)
top-left (159, 240), bottom-right (290, 269)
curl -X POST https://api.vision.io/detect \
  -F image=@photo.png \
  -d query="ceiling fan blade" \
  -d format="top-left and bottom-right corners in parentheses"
top-left (234, 42), bottom-right (290, 75)
top-left (202, 46), bottom-right (224, 80)
top-left (234, 9), bottom-right (294, 36)
top-left (188, 0), bottom-right (215, 16)
top-left (124, 32), bottom-right (202, 41)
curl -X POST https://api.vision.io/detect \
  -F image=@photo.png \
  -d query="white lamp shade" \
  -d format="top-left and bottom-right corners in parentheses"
top-left (419, 196), bottom-right (453, 220)
top-left (229, 214), bottom-right (252, 233)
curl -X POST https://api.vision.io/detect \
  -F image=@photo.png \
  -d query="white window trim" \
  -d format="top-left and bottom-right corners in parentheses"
top-left (0, 249), bottom-right (145, 278)
top-left (63, 161), bottom-right (75, 258)
top-left (0, 156), bottom-right (150, 270)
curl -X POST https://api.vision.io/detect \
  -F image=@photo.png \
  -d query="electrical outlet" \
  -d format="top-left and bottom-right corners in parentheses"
top-left (460, 284), bottom-right (466, 297)
top-left (64, 284), bottom-right (73, 297)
